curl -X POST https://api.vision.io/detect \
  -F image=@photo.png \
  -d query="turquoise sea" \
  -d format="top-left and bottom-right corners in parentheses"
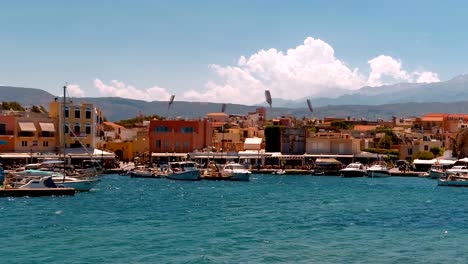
top-left (1, 175), bottom-right (467, 263)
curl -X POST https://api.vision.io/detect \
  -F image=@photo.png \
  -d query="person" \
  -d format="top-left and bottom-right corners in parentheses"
top-left (0, 163), bottom-right (5, 187)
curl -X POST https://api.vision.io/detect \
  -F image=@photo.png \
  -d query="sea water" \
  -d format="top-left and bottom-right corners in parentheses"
top-left (1, 175), bottom-right (467, 263)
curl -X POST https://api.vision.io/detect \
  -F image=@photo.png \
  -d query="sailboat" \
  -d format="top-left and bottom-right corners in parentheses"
top-left (55, 84), bottom-right (100, 191)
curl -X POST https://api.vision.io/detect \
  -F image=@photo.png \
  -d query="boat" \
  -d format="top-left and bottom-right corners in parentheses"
top-left (129, 166), bottom-right (165, 179)
top-left (272, 169), bottom-right (286, 175)
top-left (366, 162), bottom-right (391, 178)
top-left (340, 162), bottom-right (367, 177)
top-left (313, 158), bottom-right (344, 176)
top-left (51, 175), bottom-right (99, 191)
top-left (446, 165), bottom-right (468, 175)
top-left (428, 164), bottom-right (445, 179)
top-left (167, 161), bottom-right (201, 181)
top-left (202, 163), bottom-right (231, 180)
top-left (438, 173), bottom-right (468, 187)
top-left (221, 162), bottom-right (251, 181)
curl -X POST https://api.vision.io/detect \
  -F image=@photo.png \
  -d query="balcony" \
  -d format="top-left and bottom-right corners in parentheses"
top-left (0, 130), bottom-right (14, 136)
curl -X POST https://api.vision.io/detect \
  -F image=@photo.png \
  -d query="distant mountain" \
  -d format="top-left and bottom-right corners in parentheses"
top-left (0, 86), bottom-right (55, 107)
top-left (3, 76), bottom-right (468, 122)
top-left (268, 74), bottom-right (468, 108)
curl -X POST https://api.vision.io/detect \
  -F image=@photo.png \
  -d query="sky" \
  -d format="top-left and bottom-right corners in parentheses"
top-left (1, 0), bottom-right (468, 105)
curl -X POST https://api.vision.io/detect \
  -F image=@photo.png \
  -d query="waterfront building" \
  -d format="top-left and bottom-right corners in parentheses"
top-left (49, 100), bottom-right (104, 150)
top-left (305, 131), bottom-right (361, 155)
top-left (0, 111), bottom-right (58, 153)
top-left (149, 118), bottom-right (212, 154)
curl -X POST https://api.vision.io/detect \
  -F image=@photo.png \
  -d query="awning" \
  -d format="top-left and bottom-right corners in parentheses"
top-left (18, 122), bottom-right (37, 132)
top-left (151, 153), bottom-right (188, 158)
top-left (39, 122), bottom-right (55, 132)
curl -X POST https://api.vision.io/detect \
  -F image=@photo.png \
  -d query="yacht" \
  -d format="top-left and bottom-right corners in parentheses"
top-left (366, 162), bottom-right (390, 178)
top-left (221, 162), bottom-right (251, 181)
top-left (340, 162), bottom-right (367, 177)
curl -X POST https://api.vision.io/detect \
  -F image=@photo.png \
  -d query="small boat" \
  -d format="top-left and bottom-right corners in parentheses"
top-left (428, 164), bottom-right (445, 179)
top-left (272, 169), bottom-right (286, 175)
top-left (167, 161), bottom-right (201, 181)
top-left (446, 165), bottom-right (468, 175)
top-left (366, 162), bottom-right (390, 178)
top-left (18, 176), bottom-right (61, 189)
top-left (340, 162), bottom-right (367, 177)
top-left (128, 166), bottom-right (164, 179)
top-left (438, 173), bottom-right (468, 187)
top-left (51, 175), bottom-right (99, 191)
top-left (222, 163), bottom-right (251, 181)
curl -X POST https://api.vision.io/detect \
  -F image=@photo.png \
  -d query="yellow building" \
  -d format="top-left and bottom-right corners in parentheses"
top-left (103, 141), bottom-right (134, 162)
top-left (49, 100), bottom-right (104, 149)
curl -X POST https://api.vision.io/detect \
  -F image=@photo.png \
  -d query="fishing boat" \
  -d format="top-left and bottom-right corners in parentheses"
top-left (340, 162), bottom-right (367, 177)
top-left (428, 164), bottom-right (445, 179)
top-left (167, 161), bottom-right (201, 181)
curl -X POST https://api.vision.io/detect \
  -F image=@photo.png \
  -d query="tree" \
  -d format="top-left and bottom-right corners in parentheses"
top-left (376, 135), bottom-right (393, 149)
top-left (330, 120), bottom-right (352, 130)
top-left (413, 151), bottom-right (435, 160)
top-left (1, 101), bottom-right (25, 111)
top-left (31, 105), bottom-right (41, 113)
top-left (430, 146), bottom-right (444, 157)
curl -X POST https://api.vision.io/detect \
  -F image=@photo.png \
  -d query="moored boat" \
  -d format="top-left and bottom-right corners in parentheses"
top-left (340, 162), bottom-right (367, 177)
top-left (222, 162), bottom-right (251, 181)
top-left (438, 173), bottom-right (468, 187)
top-left (366, 162), bottom-right (390, 178)
top-left (167, 161), bottom-right (201, 181)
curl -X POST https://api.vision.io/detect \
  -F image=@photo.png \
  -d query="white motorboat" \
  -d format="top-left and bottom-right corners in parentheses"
top-left (428, 164), bottom-right (445, 179)
top-left (51, 175), bottom-right (99, 191)
top-left (167, 161), bottom-right (201, 181)
top-left (221, 163), bottom-right (251, 181)
top-left (446, 165), bottom-right (468, 175)
top-left (18, 176), bottom-right (60, 189)
top-left (340, 162), bottom-right (367, 177)
top-left (366, 163), bottom-right (390, 178)
top-left (438, 173), bottom-right (468, 187)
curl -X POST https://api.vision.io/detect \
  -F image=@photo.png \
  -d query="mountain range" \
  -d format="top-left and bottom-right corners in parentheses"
top-left (1, 74), bottom-right (468, 121)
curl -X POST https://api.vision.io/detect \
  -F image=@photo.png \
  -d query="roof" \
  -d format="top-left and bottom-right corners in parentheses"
top-left (103, 122), bottom-right (125, 130)
top-left (421, 117), bottom-right (444, 122)
top-left (244, 137), bottom-right (262, 145)
top-left (353, 125), bottom-right (376, 132)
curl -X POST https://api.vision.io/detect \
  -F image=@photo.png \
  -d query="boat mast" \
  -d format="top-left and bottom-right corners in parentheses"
top-left (63, 84), bottom-right (67, 167)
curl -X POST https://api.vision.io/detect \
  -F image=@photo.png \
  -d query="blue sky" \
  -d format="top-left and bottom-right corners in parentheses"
top-left (1, 0), bottom-right (468, 104)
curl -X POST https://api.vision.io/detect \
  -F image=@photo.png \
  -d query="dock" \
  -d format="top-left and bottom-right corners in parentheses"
top-left (0, 188), bottom-right (75, 197)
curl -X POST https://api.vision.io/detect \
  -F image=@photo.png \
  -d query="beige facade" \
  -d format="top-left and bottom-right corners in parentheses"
top-left (49, 100), bottom-right (104, 149)
top-left (305, 132), bottom-right (361, 155)
top-left (399, 140), bottom-right (443, 160)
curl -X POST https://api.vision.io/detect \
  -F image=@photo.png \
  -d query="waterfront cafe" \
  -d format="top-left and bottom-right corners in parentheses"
top-left (151, 152), bottom-right (188, 165)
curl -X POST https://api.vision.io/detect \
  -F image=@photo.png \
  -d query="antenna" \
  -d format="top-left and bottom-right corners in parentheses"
top-left (265, 90), bottom-right (272, 118)
top-left (221, 103), bottom-right (226, 113)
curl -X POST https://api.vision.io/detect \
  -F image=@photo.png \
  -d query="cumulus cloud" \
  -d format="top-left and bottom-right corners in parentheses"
top-left (183, 37), bottom-right (439, 105)
top-left (93, 79), bottom-right (172, 101)
top-left (415, 71), bottom-right (440, 83)
top-left (67, 84), bottom-right (85, 97)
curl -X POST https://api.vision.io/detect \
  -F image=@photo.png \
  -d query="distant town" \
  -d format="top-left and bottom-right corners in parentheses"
top-left (1, 95), bottom-right (467, 173)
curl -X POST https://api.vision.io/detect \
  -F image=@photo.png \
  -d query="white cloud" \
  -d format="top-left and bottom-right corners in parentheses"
top-left (67, 84), bottom-right (85, 97)
top-left (93, 79), bottom-right (172, 101)
top-left (415, 71), bottom-right (440, 83)
top-left (183, 37), bottom-right (439, 105)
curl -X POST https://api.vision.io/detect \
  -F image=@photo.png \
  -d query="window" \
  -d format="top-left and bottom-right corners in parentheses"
top-left (156, 140), bottom-right (161, 148)
top-left (181, 127), bottom-right (194, 133)
top-left (85, 107), bottom-right (92, 119)
top-left (0, 123), bottom-right (5, 135)
top-left (175, 140), bottom-right (180, 150)
top-left (183, 141), bottom-right (189, 150)
top-left (74, 123), bottom-right (81, 133)
top-left (64, 123), bottom-right (69, 133)
top-left (74, 107), bottom-right (81, 118)
top-left (155, 126), bottom-right (169, 132)
top-left (424, 145), bottom-right (429, 151)
top-left (164, 140), bottom-right (169, 149)
top-left (407, 148), bottom-right (413, 156)
top-left (21, 141), bottom-right (28, 147)
top-left (85, 124), bottom-right (92, 134)
top-left (43, 141), bottom-right (48, 147)
top-left (64, 106), bottom-right (69, 118)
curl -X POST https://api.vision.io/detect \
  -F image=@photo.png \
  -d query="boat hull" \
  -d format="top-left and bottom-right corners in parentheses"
top-left (55, 179), bottom-right (99, 191)
top-left (340, 170), bottom-right (367, 177)
top-left (230, 172), bottom-right (250, 181)
top-left (367, 170), bottom-right (391, 178)
top-left (167, 170), bottom-right (201, 181)
top-left (438, 179), bottom-right (468, 187)
top-left (429, 170), bottom-right (445, 179)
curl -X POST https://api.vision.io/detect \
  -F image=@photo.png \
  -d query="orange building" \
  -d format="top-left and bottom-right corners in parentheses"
top-left (149, 119), bottom-right (212, 153)
top-left (0, 115), bottom-right (17, 152)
